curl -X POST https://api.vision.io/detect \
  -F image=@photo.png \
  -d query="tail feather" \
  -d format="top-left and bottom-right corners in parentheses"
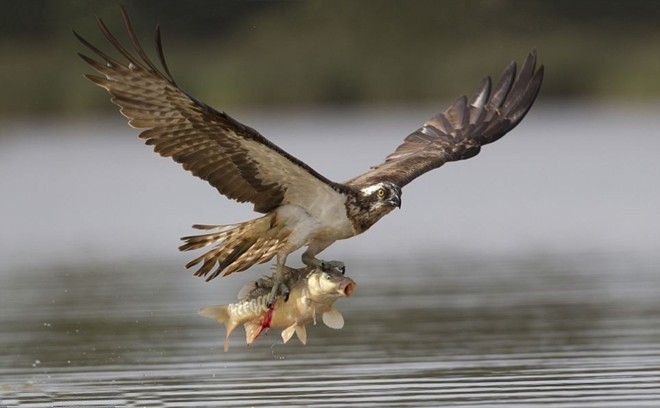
top-left (179, 224), bottom-right (240, 251)
top-left (191, 224), bottom-right (230, 230)
top-left (180, 214), bottom-right (283, 281)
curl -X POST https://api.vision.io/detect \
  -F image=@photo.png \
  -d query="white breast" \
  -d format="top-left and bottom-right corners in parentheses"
top-left (275, 200), bottom-right (354, 248)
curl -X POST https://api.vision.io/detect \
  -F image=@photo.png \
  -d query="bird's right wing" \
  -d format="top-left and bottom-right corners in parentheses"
top-left (76, 8), bottom-right (346, 214)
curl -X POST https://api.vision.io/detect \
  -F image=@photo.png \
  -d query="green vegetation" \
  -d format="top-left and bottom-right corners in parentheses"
top-left (1, 0), bottom-right (660, 117)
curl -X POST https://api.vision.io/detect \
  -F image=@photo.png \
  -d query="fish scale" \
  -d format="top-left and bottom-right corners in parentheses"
top-left (199, 266), bottom-right (356, 351)
top-left (228, 296), bottom-right (270, 319)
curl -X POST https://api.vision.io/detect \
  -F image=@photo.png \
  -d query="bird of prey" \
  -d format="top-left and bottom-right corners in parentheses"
top-left (76, 9), bottom-right (544, 304)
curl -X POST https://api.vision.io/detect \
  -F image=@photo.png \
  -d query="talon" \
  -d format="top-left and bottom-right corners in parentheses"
top-left (320, 260), bottom-right (346, 274)
top-left (279, 282), bottom-right (290, 302)
top-left (266, 284), bottom-right (278, 308)
top-left (266, 280), bottom-right (290, 307)
top-left (266, 293), bottom-right (276, 308)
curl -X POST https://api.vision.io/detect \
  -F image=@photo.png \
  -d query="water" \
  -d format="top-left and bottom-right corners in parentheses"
top-left (2, 254), bottom-right (660, 406)
top-left (1, 105), bottom-right (660, 406)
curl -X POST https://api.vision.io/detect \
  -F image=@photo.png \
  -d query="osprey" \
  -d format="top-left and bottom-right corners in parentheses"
top-left (76, 9), bottom-right (544, 303)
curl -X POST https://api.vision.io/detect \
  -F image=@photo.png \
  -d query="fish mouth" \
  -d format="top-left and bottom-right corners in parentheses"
top-left (340, 279), bottom-right (356, 297)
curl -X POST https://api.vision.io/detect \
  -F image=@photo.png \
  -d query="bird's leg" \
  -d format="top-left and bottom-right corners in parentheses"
top-left (302, 248), bottom-right (346, 275)
top-left (267, 254), bottom-right (290, 307)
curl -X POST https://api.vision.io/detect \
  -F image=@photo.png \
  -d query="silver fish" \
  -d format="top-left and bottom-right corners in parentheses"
top-left (199, 266), bottom-right (356, 351)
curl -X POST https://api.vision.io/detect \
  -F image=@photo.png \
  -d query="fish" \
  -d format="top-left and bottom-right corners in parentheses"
top-left (199, 266), bottom-right (356, 351)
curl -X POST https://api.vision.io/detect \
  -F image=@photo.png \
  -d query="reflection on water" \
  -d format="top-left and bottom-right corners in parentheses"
top-left (2, 253), bottom-right (660, 406)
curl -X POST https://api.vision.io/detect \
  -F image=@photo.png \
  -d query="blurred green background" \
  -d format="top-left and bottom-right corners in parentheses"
top-left (1, 0), bottom-right (659, 119)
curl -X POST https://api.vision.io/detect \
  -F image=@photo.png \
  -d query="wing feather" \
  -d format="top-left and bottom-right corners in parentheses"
top-left (346, 50), bottom-right (544, 188)
top-left (76, 7), bottom-right (345, 214)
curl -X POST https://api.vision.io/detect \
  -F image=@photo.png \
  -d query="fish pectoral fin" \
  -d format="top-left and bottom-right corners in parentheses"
top-left (295, 325), bottom-right (308, 345)
top-left (244, 321), bottom-right (267, 345)
top-left (322, 307), bottom-right (344, 329)
top-left (281, 324), bottom-right (297, 343)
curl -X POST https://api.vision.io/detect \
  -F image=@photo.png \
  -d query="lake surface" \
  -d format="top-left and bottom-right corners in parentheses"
top-left (2, 254), bottom-right (660, 407)
top-left (1, 105), bottom-right (659, 406)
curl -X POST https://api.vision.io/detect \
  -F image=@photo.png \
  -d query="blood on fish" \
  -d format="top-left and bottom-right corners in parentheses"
top-left (252, 304), bottom-right (274, 342)
top-left (261, 305), bottom-right (274, 329)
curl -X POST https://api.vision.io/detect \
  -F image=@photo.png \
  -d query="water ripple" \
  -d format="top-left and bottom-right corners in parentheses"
top-left (2, 254), bottom-right (660, 406)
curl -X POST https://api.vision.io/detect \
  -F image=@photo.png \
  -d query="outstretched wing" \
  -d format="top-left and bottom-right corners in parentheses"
top-left (76, 7), bottom-right (344, 214)
top-left (346, 51), bottom-right (544, 189)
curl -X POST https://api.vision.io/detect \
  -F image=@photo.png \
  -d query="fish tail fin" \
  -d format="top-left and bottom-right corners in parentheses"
top-left (199, 305), bottom-right (230, 323)
top-left (180, 214), bottom-right (282, 281)
top-left (199, 305), bottom-right (233, 352)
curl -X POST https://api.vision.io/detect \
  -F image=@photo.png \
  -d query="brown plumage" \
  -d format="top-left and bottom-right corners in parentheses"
top-left (179, 215), bottom-right (284, 279)
top-left (76, 8), bottom-right (543, 302)
top-left (346, 53), bottom-right (544, 188)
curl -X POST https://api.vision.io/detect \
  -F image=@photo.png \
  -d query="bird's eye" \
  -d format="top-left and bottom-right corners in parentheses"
top-left (377, 188), bottom-right (386, 198)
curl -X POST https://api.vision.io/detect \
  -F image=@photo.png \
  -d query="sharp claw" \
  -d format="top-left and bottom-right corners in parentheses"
top-left (319, 260), bottom-right (346, 274)
top-left (266, 290), bottom-right (276, 308)
top-left (266, 280), bottom-right (290, 308)
top-left (279, 282), bottom-right (290, 302)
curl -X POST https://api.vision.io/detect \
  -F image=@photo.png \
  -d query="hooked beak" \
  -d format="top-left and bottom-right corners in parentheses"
top-left (387, 196), bottom-right (401, 209)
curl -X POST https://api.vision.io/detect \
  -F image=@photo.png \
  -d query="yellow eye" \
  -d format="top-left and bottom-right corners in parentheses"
top-left (377, 188), bottom-right (386, 198)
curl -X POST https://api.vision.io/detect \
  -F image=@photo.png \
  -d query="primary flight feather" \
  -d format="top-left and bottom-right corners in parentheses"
top-left (76, 8), bottom-right (544, 304)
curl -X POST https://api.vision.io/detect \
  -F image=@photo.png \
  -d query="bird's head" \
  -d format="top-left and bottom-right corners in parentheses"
top-left (345, 181), bottom-right (402, 233)
top-left (359, 181), bottom-right (402, 213)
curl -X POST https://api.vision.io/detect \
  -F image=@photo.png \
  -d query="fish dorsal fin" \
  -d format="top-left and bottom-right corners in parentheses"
top-left (237, 280), bottom-right (258, 300)
top-left (295, 325), bottom-right (308, 345)
top-left (322, 307), bottom-right (344, 329)
top-left (237, 275), bottom-right (273, 299)
top-left (245, 321), bottom-right (267, 345)
top-left (281, 324), bottom-right (297, 343)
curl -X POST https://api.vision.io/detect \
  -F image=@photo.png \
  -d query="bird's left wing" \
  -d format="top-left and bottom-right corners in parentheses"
top-left (75, 8), bottom-right (345, 214)
top-left (346, 51), bottom-right (544, 189)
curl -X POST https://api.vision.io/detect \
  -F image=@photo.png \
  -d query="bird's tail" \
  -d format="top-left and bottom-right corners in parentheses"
top-left (179, 214), bottom-right (283, 280)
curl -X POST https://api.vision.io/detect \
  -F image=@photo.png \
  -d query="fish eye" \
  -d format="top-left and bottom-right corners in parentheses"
top-left (377, 188), bottom-right (386, 198)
